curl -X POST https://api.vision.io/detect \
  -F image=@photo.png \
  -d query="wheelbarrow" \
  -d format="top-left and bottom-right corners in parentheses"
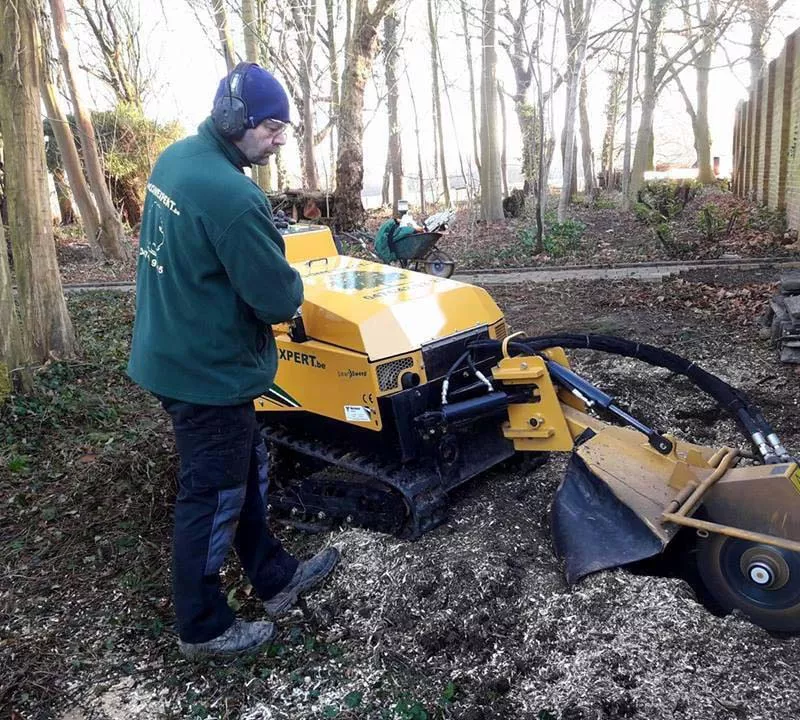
top-left (333, 227), bottom-right (456, 278)
top-left (388, 230), bottom-right (456, 278)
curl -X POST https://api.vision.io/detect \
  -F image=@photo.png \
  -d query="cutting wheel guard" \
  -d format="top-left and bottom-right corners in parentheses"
top-left (551, 448), bottom-right (664, 583)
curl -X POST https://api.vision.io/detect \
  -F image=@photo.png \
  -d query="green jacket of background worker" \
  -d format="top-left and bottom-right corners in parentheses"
top-left (127, 62), bottom-right (339, 661)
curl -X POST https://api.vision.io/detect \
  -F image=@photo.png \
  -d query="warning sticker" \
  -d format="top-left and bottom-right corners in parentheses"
top-left (345, 405), bottom-right (371, 423)
top-left (791, 466), bottom-right (800, 495)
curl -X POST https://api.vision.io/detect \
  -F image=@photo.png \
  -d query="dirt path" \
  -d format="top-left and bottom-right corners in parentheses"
top-left (456, 257), bottom-right (800, 285)
top-left (61, 257), bottom-right (800, 293)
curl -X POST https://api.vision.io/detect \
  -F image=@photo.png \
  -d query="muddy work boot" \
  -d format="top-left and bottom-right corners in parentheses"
top-left (179, 619), bottom-right (277, 660)
top-left (264, 547), bottom-right (340, 617)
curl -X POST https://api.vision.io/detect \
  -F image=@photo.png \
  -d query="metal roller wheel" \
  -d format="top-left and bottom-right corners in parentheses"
top-left (424, 250), bottom-right (455, 278)
top-left (696, 533), bottom-right (800, 633)
top-left (267, 441), bottom-right (328, 486)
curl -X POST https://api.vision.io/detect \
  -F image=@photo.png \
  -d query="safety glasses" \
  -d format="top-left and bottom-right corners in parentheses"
top-left (262, 118), bottom-right (290, 136)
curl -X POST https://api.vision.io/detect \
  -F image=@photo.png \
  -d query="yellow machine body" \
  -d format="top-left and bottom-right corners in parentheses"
top-left (256, 225), bottom-right (505, 429)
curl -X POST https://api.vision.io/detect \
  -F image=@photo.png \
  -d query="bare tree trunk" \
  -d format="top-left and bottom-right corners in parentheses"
top-left (671, 42), bottom-right (716, 185)
top-left (49, 0), bottom-right (129, 261)
top-left (479, 0), bottom-right (503, 221)
top-left (325, 0), bottom-right (339, 187)
top-left (515, 98), bottom-right (537, 193)
top-left (243, 0), bottom-right (259, 61)
top-left (39, 18), bottom-right (102, 256)
top-left (533, 54), bottom-right (548, 252)
top-left (384, 10), bottom-right (403, 213)
top-left (570, 144), bottom-right (578, 200)
top-left (52, 168), bottom-right (75, 224)
top-left (502, 0), bottom-right (536, 192)
top-left (679, 0), bottom-right (723, 185)
top-left (578, 66), bottom-right (595, 200)
top-left (560, 86), bottom-right (577, 205)
top-left (498, 81), bottom-right (509, 198)
top-left (256, 0), bottom-right (274, 190)
top-left (601, 63), bottom-right (625, 189)
top-left (300, 82), bottom-right (318, 189)
top-left (540, 140), bottom-right (555, 219)
top-left (407, 70), bottom-right (426, 214)
top-left (438, 51), bottom-right (473, 204)
top-left (0, 215), bottom-right (31, 395)
top-left (344, 0), bottom-right (353, 79)
top-left (334, 0), bottom-right (396, 229)
top-left (461, 0), bottom-right (481, 175)
top-left (558, 0), bottom-right (594, 222)
top-left (243, 0), bottom-right (270, 190)
top-left (747, 0), bottom-right (769, 89)
top-left (629, 0), bottom-right (667, 202)
top-left (335, 9), bottom-right (372, 227)
top-left (211, 0), bottom-right (236, 71)
top-left (275, 151), bottom-right (287, 190)
top-left (531, 1), bottom-right (556, 250)
top-left (428, 0), bottom-right (450, 206)
top-left (622, 8), bottom-right (643, 210)
top-left (0, 0), bottom-right (76, 361)
top-left (694, 42), bottom-right (714, 184)
top-left (285, 0), bottom-right (320, 189)
top-left (382, 151), bottom-right (391, 206)
top-left (621, 0), bottom-right (642, 210)
top-left (533, 16), bottom-right (556, 255)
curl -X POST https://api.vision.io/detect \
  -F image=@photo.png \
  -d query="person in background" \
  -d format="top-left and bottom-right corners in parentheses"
top-left (127, 62), bottom-right (339, 660)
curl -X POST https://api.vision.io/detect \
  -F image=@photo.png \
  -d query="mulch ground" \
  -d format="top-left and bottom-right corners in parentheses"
top-left (3, 259), bottom-right (800, 718)
top-left (435, 191), bottom-right (800, 270)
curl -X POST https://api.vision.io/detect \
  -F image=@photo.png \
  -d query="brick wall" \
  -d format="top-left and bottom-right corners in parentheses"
top-left (787, 32), bottom-right (800, 231)
top-left (734, 28), bottom-right (800, 230)
top-left (761, 61), bottom-right (775, 205)
top-left (768, 55), bottom-right (785, 209)
top-left (757, 74), bottom-right (769, 203)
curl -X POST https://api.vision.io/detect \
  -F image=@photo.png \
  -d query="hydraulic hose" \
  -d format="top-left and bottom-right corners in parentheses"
top-left (441, 350), bottom-right (471, 405)
top-left (469, 333), bottom-right (793, 464)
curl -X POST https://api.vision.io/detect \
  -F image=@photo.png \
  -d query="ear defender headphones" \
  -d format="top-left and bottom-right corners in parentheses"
top-left (211, 62), bottom-right (255, 140)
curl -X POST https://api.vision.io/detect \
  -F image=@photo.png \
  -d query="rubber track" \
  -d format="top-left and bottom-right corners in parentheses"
top-left (263, 424), bottom-right (448, 538)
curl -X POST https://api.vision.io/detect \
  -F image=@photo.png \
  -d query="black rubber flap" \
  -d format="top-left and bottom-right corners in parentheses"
top-left (551, 451), bottom-right (665, 584)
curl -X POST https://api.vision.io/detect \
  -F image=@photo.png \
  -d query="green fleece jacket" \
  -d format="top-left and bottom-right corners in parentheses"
top-left (127, 117), bottom-right (303, 405)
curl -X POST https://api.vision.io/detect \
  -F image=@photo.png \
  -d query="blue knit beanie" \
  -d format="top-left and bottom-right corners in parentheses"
top-left (213, 63), bottom-right (291, 127)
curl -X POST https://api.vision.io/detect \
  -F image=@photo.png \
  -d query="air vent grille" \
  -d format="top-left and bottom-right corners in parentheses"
top-left (376, 357), bottom-right (414, 391)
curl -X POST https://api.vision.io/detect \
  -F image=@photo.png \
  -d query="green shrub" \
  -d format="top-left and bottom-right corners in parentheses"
top-left (637, 179), bottom-right (700, 220)
top-left (592, 195), bottom-right (618, 210)
top-left (634, 202), bottom-right (659, 224)
top-left (518, 227), bottom-right (541, 253)
top-left (93, 104), bottom-right (183, 226)
top-left (713, 177), bottom-right (732, 192)
top-left (654, 222), bottom-right (674, 248)
top-left (697, 203), bottom-right (725, 242)
top-left (543, 218), bottom-right (586, 257)
top-left (634, 180), bottom-right (702, 257)
top-left (746, 205), bottom-right (786, 238)
top-left (44, 103), bottom-right (182, 228)
top-left (695, 201), bottom-right (742, 243)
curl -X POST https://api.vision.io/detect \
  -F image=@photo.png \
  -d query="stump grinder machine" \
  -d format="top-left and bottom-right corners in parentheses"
top-left (257, 224), bottom-right (800, 633)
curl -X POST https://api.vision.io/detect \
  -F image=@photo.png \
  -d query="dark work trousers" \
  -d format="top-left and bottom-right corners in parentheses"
top-left (159, 398), bottom-right (299, 643)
